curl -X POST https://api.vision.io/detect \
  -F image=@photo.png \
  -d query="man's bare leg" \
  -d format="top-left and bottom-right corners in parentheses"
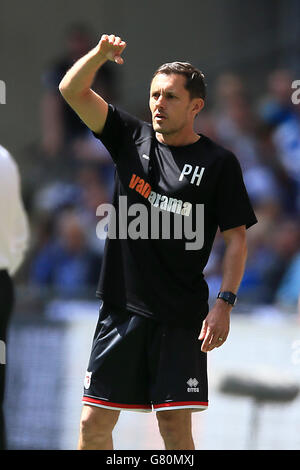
top-left (156, 409), bottom-right (195, 450)
top-left (78, 404), bottom-right (120, 450)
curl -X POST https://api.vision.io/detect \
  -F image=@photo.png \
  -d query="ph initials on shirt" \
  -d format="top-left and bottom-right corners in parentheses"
top-left (179, 164), bottom-right (205, 186)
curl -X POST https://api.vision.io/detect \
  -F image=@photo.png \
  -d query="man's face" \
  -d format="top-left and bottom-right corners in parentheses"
top-left (149, 73), bottom-right (200, 136)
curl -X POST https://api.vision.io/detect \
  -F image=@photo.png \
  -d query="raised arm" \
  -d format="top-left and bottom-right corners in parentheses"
top-left (59, 34), bottom-right (126, 134)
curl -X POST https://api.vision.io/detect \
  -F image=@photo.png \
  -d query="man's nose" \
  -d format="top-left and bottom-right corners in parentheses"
top-left (156, 94), bottom-right (166, 107)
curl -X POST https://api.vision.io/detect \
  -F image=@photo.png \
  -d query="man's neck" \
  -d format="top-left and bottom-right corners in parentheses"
top-left (155, 131), bottom-right (201, 147)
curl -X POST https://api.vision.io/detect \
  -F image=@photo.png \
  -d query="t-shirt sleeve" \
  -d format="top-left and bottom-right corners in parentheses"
top-left (91, 104), bottom-right (144, 163)
top-left (215, 151), bottom-right (258, 232)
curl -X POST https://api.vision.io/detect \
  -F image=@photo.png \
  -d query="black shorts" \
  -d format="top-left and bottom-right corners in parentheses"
top-left (82, 303), bottom-right (208, 413)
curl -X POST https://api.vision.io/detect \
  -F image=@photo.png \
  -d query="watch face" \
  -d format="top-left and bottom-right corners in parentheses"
top-left (218, 292), bottom-right (236, 305)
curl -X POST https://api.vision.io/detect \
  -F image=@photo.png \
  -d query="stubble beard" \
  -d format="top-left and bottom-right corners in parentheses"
top-left (152, 118), bottom-right (187, 136)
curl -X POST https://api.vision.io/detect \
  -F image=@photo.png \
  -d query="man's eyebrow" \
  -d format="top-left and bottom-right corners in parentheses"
top-left (151, 88), bottom-right (177, 94)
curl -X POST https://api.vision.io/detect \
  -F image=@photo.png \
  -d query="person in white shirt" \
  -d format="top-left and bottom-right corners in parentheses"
top-left (0, 144), bottom-right (29, 449)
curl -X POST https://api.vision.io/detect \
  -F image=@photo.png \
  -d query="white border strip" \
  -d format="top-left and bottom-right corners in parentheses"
top-left (82, 400), bottom-right (152, 413)
top-left (154, 404), bottom-right (208, 412)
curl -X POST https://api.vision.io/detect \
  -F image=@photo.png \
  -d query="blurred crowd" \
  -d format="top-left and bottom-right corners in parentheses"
top-left (15, 25), bottom-right (300, 310)
top-left (196, 69), bottom-right (300, 310)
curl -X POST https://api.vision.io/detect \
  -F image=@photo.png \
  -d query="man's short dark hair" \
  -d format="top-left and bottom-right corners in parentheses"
top-left (152, 62), bottom-right (206, 100)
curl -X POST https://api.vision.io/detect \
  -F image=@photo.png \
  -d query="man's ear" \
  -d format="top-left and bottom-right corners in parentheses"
top-left (192, 98), bottom-right (205, 115)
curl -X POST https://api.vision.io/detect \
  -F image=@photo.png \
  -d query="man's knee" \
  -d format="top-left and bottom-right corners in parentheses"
top-left (156, 410), bottom-right (192, 439)
top-left (80, 404), bottom-right (120, 441)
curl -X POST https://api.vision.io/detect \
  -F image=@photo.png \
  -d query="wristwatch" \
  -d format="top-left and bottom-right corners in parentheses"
top-left (217, 291), bottom-right (237, 306)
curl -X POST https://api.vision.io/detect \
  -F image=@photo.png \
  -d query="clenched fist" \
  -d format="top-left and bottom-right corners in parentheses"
top-left (97, 34), bottom-right (126, 64)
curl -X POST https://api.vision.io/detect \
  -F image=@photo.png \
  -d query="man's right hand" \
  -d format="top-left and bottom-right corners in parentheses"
top-left (96, 34), bottom-right (127, 65)
top-left (59, 33), bottom-right (126, 135)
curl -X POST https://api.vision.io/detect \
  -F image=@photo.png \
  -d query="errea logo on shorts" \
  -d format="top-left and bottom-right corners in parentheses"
top-left (187, 378), bottom-right (199, 392)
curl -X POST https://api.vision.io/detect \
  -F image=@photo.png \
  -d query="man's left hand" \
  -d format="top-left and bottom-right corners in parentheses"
top-left (199, 300), bottom-right (231, 352)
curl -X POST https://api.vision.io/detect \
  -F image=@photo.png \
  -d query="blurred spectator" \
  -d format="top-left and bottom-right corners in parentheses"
top-left (75, 164), bottom-right (111, 255)
top-left (29, 210), bottom-right (102, 297)
top-left (259, 69), bottom-right (300, 213)
top-left (32, 181), bottom-right (81, 214)
top-left (259, 69), bottom-right (296, 126)
top-left (27, 162), bottom-right (111, 275)
top-left (40, 23), bottom-right (118, 161)
top-left (211, 73), bottom-right (261, 172)
top-left (201, 72), bottom-right (285, 216)
top-left (195, 70), bottom-right (300, 307)
top-left (254, 123), bottom-right (297, 214)
top-left (252, 218), bottom-right (299, 304)
top-left (276, 251), bottom-right (300, 308)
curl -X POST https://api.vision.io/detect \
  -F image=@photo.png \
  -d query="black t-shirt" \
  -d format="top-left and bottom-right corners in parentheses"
top-left (92, 105), bottom-right (257, 328)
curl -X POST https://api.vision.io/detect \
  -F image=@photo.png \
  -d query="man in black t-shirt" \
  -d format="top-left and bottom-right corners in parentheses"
top-left (59, 34), bottom-right (257, 450)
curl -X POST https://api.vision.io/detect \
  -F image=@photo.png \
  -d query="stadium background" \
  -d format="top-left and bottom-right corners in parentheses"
top-left (1, 0), bottom-right (300, 450)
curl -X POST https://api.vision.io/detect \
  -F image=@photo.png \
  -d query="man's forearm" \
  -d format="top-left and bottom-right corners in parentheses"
top-left (59, 45), bottom-right (106, 98)
top-left (219, 234), bottom-right (248, 296)
top-left (58, 34), bottom-right (126, 134)
top-left (199, 231), bottom-right (247, 351)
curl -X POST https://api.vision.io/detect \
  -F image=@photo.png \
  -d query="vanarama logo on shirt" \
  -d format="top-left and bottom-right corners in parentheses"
top-left (95, 173), bottom-right (205, 250)
top-left (129, 173), bottom-right (192, 217)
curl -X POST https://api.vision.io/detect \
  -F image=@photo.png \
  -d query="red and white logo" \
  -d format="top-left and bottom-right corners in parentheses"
top-left (84, 371), bottom-right (92, 389)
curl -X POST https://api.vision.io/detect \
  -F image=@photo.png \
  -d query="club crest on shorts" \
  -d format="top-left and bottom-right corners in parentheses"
top-left (84, 371), bottom-right (92, 389)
